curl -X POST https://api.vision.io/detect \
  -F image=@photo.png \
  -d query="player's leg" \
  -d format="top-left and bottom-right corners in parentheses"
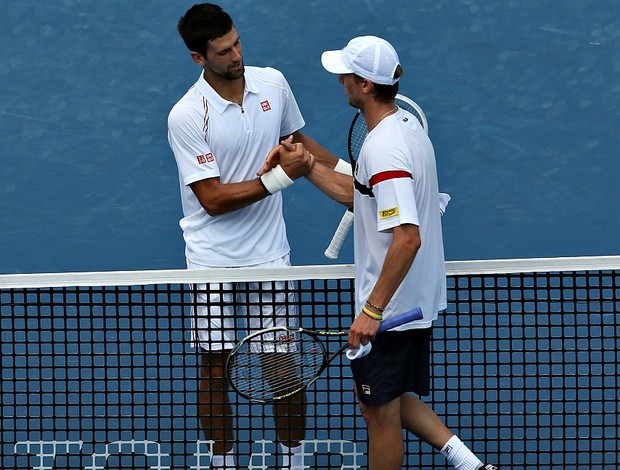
top-left (385, 328), bottom-right (455, 451)
top-left (275, 392), bottom-right (307, 470)
top-left (350, 331), bottom-right (418, 470)
top-left (399, 393), bottom-right (452, 449)
top-left (270, 277), bottom-right (306, 449)
top-left (396, 333), bottom-right (495, 470)
top-left (246, 255), bottom-right (306, 469)
top-left (399, 393), bottom-right (486, 469)
top-left (191, 276), bottom-right (238, 468)
top-left (273, 388), bottom-right (306, 446)
top-left (199, 350), bottom-right (234, 453)
top-left (358, 397), bottom-right (404, 470)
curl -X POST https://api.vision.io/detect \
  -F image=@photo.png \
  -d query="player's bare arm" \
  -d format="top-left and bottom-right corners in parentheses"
top-left (289, 130), bottom-right (339, 169)
top-left (258, 131), bottom-right (341, 174)
top-left (189, 178), bottom-right (271, 216)
top-left (191, 144), bottom-right (313, 216)
top-left (348, 223), bottom-right (420, 348)
top-left (305, 161), bottom-right (353, 208)
top-left (262, 138), bottom-right (353, 208)
top-left (369, 223), bottom-right (421, 309)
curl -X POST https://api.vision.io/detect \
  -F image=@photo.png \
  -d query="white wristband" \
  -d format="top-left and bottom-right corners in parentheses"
top-left (260, 164), bottom-right (294, 195)
top-left (334, 158), bottom-right (353, 176)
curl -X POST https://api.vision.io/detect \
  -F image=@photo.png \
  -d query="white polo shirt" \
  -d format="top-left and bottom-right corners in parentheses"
top-left (353, 108), bottom-right (447, 329)
top-left (167, 67), bottom-right (305, 267)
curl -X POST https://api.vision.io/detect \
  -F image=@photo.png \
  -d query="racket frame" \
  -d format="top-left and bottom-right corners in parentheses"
top-left (226, 307), bottom-right (422, 403)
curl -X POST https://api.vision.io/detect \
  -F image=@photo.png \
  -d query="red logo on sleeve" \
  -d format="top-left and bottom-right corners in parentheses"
top-left (260, 100), bottom-right (271, 112)
top-left (197, 153), bottom-right (214, 164)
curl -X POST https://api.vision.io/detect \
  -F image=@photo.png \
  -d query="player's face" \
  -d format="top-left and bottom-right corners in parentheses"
top-left (204, 28), bottom-right (244, 80)
top-left (339, 74), bottom-right (363, 109)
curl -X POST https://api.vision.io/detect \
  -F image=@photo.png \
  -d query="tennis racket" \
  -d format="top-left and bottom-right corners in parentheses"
top-left (226, 307), bottom-right (422, 403)
top-left (324, 94), bottom-right (428, 259)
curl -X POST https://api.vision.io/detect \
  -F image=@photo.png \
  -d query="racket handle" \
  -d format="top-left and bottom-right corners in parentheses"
top-left (324, 210), bottom-right (354, 259)
top-left (378, 307), bottom-right (423, 333)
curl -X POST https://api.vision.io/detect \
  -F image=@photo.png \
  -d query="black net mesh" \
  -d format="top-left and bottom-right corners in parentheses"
top-left (1, 260), bottom-right (618, 469)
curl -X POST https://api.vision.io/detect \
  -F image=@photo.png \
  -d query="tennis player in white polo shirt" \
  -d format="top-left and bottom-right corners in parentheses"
top-left (167, 4), bottom-right (345, 470)
top-left (266, 36), bottom-right (499, 470)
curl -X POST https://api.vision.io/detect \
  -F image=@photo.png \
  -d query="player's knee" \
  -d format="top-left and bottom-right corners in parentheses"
top-left (358, 398), bottom-right (401, 428)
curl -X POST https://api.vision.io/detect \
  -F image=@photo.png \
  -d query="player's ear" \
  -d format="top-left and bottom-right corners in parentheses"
top-left (190, 51), bottom-right (206, 65)
top-left (360, 79), bottom-right (374, 95)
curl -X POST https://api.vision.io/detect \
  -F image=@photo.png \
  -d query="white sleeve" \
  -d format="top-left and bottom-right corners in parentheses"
top-left (364, 140), bottom-right (419, 231)
top-left (167, 106), bottom-right (220, 185)
top-left (374, 177), bottom-right (419, 232)
top-left (277, 71), bottom-right (305, 137)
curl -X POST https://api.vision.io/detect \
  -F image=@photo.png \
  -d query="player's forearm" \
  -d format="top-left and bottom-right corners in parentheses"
top-left (305, 161), bottom-right (353, 208)
top-left (349, 232), bottom-right (418, 346)
top-left (191, 179), bottom-right (272, 216)
top-left (193, 140), bottom-right (313, 215)
top-left (290, 131), bottom-right (339, 169)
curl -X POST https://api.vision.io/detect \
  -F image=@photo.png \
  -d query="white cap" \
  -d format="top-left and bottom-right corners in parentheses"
top-left (321, 36), bottom-right (400, 85)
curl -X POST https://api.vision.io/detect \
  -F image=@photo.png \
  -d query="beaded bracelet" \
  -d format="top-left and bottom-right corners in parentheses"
top-left (362, 306), bottom-right (383, 321)
top-left (365, 300), bottom-right (385, 313)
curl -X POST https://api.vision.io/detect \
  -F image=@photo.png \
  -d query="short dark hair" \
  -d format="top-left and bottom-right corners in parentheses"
top-left (177, 3), bottom-right (234, 56)
top-left (353, 64), bottom-right (402, 103)
top-left (373, 81), bottom-right (400, 103)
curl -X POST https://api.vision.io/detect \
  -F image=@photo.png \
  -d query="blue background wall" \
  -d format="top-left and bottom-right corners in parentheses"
top-left (1, 0), bottom-right (619, 274)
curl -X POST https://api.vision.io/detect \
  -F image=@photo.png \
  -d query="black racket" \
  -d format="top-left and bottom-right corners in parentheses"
top-left (226, 307), bottom-right (423, 403)
top-left (324, 94), bottom-right (428, 259)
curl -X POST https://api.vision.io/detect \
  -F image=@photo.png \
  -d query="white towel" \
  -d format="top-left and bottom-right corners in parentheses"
top-left (345, 342), bottom-right (373, 360)
top-left (439, 192), bottom-right (451, 216)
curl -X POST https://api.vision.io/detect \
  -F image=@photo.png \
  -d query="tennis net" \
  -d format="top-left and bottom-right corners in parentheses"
top-left (1, 256), bottom-right (618, 469)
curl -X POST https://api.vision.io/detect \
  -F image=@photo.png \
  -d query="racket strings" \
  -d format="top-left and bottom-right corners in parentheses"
top-left (348, 116), bottom-right (367, 162)
top-left (349, 99), bottom-right (426, 164)
top-left (228, 332), bottom-right (325, 401)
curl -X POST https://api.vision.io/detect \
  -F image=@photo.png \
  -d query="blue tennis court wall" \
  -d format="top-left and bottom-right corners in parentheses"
top-left (1, 0), bottom-right (619, 274)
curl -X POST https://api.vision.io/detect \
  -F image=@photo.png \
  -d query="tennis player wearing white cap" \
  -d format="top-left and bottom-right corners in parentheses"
top-left (267, 35), bottom-right (500, 470)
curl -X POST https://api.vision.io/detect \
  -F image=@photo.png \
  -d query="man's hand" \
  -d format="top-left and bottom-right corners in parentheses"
top-left (348, 311), bottom-right (381, 349)
top-left (257, 136), bottom-right (314, 179)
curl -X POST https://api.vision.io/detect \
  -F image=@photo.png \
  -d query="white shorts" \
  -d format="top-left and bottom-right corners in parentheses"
top-left (187, 255), bottom-right (298, 351)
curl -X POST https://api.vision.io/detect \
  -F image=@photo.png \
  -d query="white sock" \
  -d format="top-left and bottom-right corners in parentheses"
top-left (440, 435), bottom-right (483, 470)
top-left (280, 443), bottom-right (304, 470)
top-left (211, 451), bottom-right (236, 470)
